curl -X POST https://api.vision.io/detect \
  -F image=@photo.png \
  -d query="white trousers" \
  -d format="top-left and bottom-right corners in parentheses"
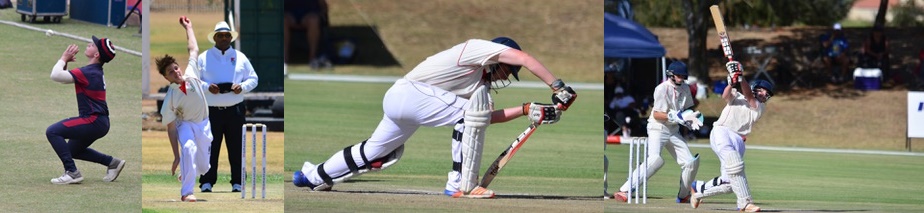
top-left (620, 122), bottom-right (695, 192)
top-left (708, 125), bottom-right (752, 208)
top-left (710, 126), bottom-right (747, 179)
top-left (307, 79), bottom-right (469, 185)
top-left (178, 119), bottom-right (213, 196)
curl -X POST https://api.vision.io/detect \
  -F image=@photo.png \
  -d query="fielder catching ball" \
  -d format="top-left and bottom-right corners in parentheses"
top-left (690, 61), bottom-right (772, 212)
top-left (614, 61), bottom-right (703, 203)
top-left (155, 16), bottom-right (214, 202)
top-left (45, 34), bottom-right (125, 185)
top-left (293, 37), bottom-right (577, 198)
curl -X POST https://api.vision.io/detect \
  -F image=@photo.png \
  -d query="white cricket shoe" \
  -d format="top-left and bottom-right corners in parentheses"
top-left (51, 170), bottom-right (84, 184)
top-left (181, 194), bottom-right (197, 202)
top-left (451, 186), bottom-right (495, 199)
top-left (103, 159), bottom-right (126, 182)
top-left (302, 161), bottom-right (316, 173)
top-left (739, 203), bottom-right (761, 212)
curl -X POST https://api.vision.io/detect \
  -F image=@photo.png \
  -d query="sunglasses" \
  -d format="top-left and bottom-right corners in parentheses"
top-left (214, 33), bottom-right (233, 38)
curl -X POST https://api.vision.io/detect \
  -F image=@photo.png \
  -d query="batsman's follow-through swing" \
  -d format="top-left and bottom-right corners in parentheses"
top-left (292, 37), bottom-right (576, 198)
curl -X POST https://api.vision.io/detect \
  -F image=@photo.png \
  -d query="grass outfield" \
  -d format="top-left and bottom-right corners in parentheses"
top-left (605, 146), bottom-right (924, 212)
top-left (0, 15), bottom-right (142, 212)
top-left (284, 80), bottom-right (605, 212)
top-left (286, 0), bottom-right (602, 83)
top-left (284, 80), bottom-right (924, 212)
top-left (141, 131), bottom-right (286, 213)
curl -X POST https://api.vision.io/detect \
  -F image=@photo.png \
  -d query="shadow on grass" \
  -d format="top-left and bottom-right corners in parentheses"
top-left (288, 25), bottom-right (401, 67)
top-left (717, 208), bottom-right (868, 212)
top-left (321, 188), bottom-right (604, 201)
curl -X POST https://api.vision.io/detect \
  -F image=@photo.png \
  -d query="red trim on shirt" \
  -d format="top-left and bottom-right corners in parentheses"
top-left (62, 115), bottom-right (98, 127)
top-left (70, 68), bottom-right (88, 86)
top-left (179, 82), bottom-right (187, 94)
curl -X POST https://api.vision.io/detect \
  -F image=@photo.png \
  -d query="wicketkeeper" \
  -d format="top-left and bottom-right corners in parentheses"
top-left (293, 37), bottom-right (576, 198)
top-left (614, 61), bottom-right (704, 203)
top-left (156, 16), bottom-right (214, 202)
top-left (689, 61), bottom-right (771, 212)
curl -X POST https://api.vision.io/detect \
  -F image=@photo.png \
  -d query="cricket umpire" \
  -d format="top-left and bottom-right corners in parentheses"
top-left (197, 21), bottom-right (259, 192)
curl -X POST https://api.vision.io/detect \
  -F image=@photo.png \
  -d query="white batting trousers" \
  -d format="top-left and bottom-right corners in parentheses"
top-left (709, 125), bottom-right (752, 208)
top-left (307, 78), bottom-right (469, 185)
top-left (178, 119), bottom-right (213, 196)
top-left (619, 122), bottom-right (695, 192)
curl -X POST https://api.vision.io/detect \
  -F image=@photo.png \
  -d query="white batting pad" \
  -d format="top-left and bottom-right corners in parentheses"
top-left (461, 85), bottom-right (492, 192)
top-left (722, 151), bottom-right (753, 208)
top-left (678, 154), bottom-right (700, 198)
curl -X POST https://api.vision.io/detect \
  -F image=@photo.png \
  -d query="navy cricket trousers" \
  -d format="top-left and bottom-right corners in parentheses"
top-left (46, 115), bottom-right (113, 172)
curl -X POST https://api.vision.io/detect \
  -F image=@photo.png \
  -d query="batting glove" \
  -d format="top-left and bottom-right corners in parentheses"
top-left (726, 61), bottom-right (743, 74)
top-left (551, 79), bottom-right (577, 111)
top-left (523, 102), bottom-right (561, 124)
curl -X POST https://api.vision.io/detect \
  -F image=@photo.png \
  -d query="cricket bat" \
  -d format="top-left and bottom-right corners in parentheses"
top-left (710, 5), bottom-right (735, 62)
top-left (479, 122), bottom-right (540, 188)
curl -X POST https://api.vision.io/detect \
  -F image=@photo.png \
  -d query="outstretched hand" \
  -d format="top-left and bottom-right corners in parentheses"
top-left (60, 44), bottom-right (79, 62)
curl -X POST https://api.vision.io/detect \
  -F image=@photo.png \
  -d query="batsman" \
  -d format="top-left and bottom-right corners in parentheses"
top-left (689, 61), bottom-right (771, 212)
top-left (293, 37), bottom-right (576, 198)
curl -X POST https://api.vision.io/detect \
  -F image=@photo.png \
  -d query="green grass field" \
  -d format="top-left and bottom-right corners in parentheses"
top-left (284, 80), bottom-right (605, 212)
top-left (285, 80), bottom-right (924, 212)
top-left (605, 145), bottom-right (924, 212)
top-left (286, 0), bottom-right (602, 83)
top-left (0, 12), bottom-right (142, 212)
top-left (141, 132), bottom-right (286, 213)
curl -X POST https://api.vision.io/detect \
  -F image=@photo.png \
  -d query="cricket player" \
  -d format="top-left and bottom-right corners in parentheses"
top-left (614, 61), bottom-right (703, 203)
top-left (156, 16), bottom-right (213, 202)
top-left (46, 35), bottom-right (125, 184)
top-left (293, 37), bottom-right (577, 198)
top-left (689, 61), bottom-right (770, 212)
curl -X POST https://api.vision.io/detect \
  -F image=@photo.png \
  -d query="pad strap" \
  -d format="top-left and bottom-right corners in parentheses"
top-left (359, 140), bottom-right (371, 169)
top-left (343, 145), bottom-right (359, 173)
top-left (316, 163), bottom-right (334, 186)
top-left (453, 162), bottom-right (462, 172)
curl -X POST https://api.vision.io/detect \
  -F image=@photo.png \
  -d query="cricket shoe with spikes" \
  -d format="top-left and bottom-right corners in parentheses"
top-left (613, 191), bottom-right (628, 202)
top-left (293, 161), bottom-right (331, 191)
top-left (739, 203), bottom-right (761, 212)
top-left (690, 181), bottom-right (703, 209)
top-left (450, 186), bottom-right (495, 199)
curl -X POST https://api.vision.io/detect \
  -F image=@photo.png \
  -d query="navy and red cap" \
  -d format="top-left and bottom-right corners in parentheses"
top-left (92, 36), bottom-right (116, 63)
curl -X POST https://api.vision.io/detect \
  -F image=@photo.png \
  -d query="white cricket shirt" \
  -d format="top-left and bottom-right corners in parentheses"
top-left (713, 89), bottom-right (765, 136)
top-left (404, 39), bottom-right (510, 99)
top-left (162, 56), bottom-right (210, 124)
top-left (197, 47), bottom-right (259, 107)
top-left (648, 81), bottom-right (694, 125)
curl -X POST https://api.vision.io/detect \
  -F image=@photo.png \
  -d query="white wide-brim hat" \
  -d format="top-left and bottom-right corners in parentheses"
top-left (208, 21), bottom-right (238, 44)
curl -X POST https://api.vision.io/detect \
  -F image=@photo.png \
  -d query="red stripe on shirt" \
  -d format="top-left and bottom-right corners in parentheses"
top-left (70, 68), bottom-right (89, 86)
top-left (83, 89), bottom-right (106, 101)
top-left (62, 115), bottom-right (98, 127)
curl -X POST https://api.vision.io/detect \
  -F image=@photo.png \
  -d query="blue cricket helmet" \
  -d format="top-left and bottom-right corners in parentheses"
top-left (751, 79), bottom-right (774, 96)
top-left (491, 37), bottom-right (521, 81)
top-left (667, 61), bottom-right (688, 77)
